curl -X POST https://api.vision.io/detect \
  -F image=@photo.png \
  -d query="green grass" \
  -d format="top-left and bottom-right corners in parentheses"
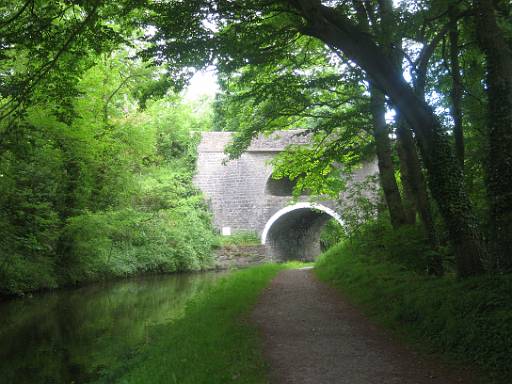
top-left (315, 243), bottom-right (512, 383)
top-left (97, 263), bottom-right (285, 384)
top-left (217, 231), bottom-right (261, 247)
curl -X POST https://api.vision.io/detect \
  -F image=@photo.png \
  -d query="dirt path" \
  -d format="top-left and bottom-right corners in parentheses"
top-left (251, 268), bottom-right (477, 384)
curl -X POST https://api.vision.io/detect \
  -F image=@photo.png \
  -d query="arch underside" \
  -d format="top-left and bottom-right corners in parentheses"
top-left (262, 203), bottom-right (342, 262)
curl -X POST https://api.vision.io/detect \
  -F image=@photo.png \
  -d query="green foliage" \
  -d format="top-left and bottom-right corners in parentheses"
top-left (99, 264), bottom-right (285, 384)
top-left (316, 242), bottom-right (512, 383)
top-left (3, 0), bottom-right (508, 277)
top-left (213, 37), bottom-right (374, 171)
top-left (319, 219), bottom-right (345, 251)
top-left (0, 1), bottom-right (139, 124)
top-left (60, 205), bottom-right (215, 285)
top-left (271, 143), bottom-right (346, 199)
top-left (335, 174), bottom-right (382, 234)
top-left (341, 215), bottom-right (447, 274)
top-left (0, 119), bottom-right (65, 294)
top-left (0, 51), bottom-right (216, 296)
top-left (218, 231), bottom-right (261, 247)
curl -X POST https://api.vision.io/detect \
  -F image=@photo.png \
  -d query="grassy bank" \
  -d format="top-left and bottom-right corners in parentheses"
top-left (96, 264), bottom-right (285, 384)
top-left (315, 243), bottom-right (512, 383)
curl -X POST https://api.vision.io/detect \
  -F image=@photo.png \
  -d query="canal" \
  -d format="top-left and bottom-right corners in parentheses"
top-left (0, 272), bottom-right (223, 383)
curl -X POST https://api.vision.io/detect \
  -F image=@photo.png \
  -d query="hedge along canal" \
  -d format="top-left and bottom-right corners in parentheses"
top-left (0, 264), bottom-right (285, 384)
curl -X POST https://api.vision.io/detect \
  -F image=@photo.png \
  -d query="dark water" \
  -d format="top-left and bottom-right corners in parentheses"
top-left (0, 272), bottom-right (223, 384)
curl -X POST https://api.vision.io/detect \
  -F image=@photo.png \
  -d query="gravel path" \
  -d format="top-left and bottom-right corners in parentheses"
top-left (251, 268), bottom-right (477, 384)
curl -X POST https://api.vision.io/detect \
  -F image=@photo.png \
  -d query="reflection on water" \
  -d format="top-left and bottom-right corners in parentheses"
top-left (0, 272), bottom-right (223, 384)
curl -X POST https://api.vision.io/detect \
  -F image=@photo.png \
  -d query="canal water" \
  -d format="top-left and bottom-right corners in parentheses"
top-left (0, 272), bottom-right (223, 383)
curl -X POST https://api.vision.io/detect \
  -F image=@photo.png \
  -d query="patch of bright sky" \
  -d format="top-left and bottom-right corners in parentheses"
top-left (183, 66), bottom-right (219, 102)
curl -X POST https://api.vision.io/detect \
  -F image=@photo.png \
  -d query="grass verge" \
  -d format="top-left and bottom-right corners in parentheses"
top-left (315, 243), bottom-right (512, 384)
top-left (98, 263), bottom-right (285, 384)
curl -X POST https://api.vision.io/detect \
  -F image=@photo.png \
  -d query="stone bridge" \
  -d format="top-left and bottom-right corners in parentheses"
top-left (193, 130), bottom-right (377, 261)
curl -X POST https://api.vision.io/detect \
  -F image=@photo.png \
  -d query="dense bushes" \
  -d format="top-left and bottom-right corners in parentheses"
top-left (319, 218), bottom-right (345, 252)
top-left (59, 204), bottom-right (214, 285)
top-left (315, 224), bottom-right (512, 383)
top-left (341, 218), bottom-right (448, 274)
top-left (217, 231), bottom-right (261, 247)
top-left (0, 55), bottom-right (216, 296)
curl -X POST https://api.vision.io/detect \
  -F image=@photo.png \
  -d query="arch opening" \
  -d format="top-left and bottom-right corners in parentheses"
top-left (261, 203), bottom-right (343, 262)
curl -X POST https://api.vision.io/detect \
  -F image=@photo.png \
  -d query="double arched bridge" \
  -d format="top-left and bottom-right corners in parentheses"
top-left (193, 130), bottom-right (377, 261)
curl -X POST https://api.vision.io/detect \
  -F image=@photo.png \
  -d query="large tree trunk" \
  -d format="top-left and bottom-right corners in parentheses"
top-left (397, 118), bottom-right (443, 275)
top-left (352, 0), bottom-right (408, 228)
top-left (474, 0), bottom-right (512, 272)
top-left (370, 85), bottom-right (408, 229)
top-left (290, 0), bottom-right (485, 276)
top-left (396, 141), bottom-right (417, 224)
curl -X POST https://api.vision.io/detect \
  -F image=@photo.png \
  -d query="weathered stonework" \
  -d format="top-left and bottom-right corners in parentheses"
top-left (193, 130), bottom-right (378, 261)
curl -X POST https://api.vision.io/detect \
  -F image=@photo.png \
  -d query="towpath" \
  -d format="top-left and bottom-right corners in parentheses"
top-left (251, 268), bottom-right (477, 384)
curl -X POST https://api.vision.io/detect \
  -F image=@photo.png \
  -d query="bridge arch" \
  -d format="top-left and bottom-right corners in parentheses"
top-left (261, 203), bottom-right (343, 261)
top-left (193, 131), bottom-right (377, 262)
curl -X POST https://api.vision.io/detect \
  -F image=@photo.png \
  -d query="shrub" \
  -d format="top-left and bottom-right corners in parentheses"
top-left (345, 217), bottom-right (443, 273)
top-left (319, 218), bottom-right (345, 251)
top-left (59, 205), bottom-right (215, 285)
top-left (218, 231), bottom-right (261, 247)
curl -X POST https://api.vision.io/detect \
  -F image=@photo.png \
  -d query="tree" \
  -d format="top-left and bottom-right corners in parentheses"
top-left (0, 0), bottom-right (145, 125)
top-left (473, 0), bottom-right (512, 271)
top-left (144, 0), bottom-right (488, 276)
top-left (2, 0), bottom-right (510, 281)
top-left (285, 1), bottom-right (485, 276)
top-left (0, 44), bottom-right (216, 295)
